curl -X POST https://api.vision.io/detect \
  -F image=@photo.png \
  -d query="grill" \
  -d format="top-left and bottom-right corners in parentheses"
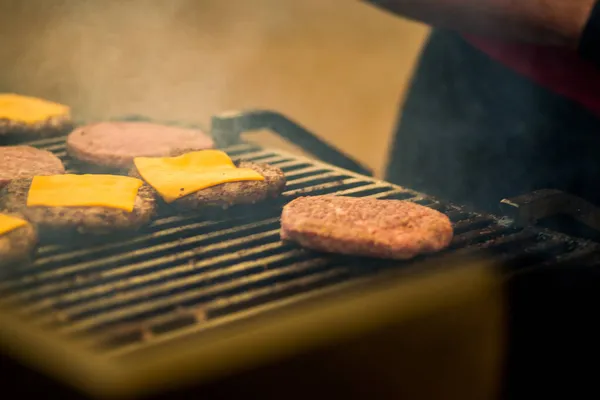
top-left (1, 110), bottom-right (600, 398)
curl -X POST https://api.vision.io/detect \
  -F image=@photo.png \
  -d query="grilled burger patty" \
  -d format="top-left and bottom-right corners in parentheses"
top-left (67, 122), bottom-right (215, 170)
top-left (280, 196), bottom-right (454, 260)
top-left (0, 146), bottom-right (66, 188)
top-left (129, 160), bottom-right (287, 210)
top-left (0, 114), bottom-right (73, 140)
top-left (0, 215), bottom-right (38, 268)
top-left (0, 94), bottom-right (73, 140)
top-left (0, 179), bottom-right (158, 235)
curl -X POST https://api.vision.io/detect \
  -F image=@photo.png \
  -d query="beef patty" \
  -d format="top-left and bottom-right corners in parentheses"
top-left (0, 94), bottom-right (73, 140)
top-left (280, 195), bottom-right (454, 260)
top-left (0, 179), bottom-right (158, 235)
top-left (67, 122), bottom-right (215, 170)
top-left (0, 115), bottom-right (73, 141)
top-left (0, 146), bottom-right (66, 188)
top-left (129, 160), bottom-right (287, 211)
top-left (0, 214), bottom-right (38, 268)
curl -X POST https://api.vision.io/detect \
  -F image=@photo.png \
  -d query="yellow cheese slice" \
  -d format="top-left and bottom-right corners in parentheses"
top-left (0, 214), bottom-right (28, 236)
top-left (27, 175), bottom-right (144, 212)
top-left (0, 93), bottom-right (70, 124)
top-left (134, 150), bottom-right (265, 203)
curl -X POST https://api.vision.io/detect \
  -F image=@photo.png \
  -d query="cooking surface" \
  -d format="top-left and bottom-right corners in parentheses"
top-left (0, 134), bottom-right (599, 360)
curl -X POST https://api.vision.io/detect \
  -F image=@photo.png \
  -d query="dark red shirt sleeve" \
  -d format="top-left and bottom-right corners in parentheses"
top-left (463, 34), bottom-right (600, 116)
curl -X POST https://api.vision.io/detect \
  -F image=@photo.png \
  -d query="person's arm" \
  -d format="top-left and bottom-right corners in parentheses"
top-left (363, 0), bottom-right (597, 48)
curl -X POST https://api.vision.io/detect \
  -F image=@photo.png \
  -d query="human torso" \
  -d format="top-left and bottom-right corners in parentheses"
top-left (463, 34), bottom-right (600, 116)
top-left (388, 30), bottom-right (600, 213)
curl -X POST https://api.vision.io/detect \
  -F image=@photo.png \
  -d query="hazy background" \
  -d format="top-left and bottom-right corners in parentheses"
top-left (0, 0), bottom-right (429, 177)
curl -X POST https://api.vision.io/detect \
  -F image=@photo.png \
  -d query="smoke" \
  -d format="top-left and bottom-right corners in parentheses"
top-left (0, 0), bottom-right (421, 177)
top-left (0, 0), bottom-right (297, 124)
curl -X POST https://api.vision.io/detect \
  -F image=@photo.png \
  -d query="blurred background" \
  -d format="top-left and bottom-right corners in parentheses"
top-left (0, 0), bottom-right (429, 177)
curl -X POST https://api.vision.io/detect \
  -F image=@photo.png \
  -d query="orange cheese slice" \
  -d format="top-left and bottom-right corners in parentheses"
top-left (27, 175), bottom-right (144, 212)
top-left (0, 214), bottom-right (28, 236)
top-left (0, 93), bottom-right (70, 124)
top-left (134, 150), bottom-right (265, 203)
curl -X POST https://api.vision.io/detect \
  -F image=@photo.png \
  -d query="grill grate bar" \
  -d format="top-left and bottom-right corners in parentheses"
top-left (284, 172), bottom-right (352, 187)
top-left (48, 255), bottom-right (334, 336)
top-left (89, 227), bottom-right (595, 355)
top-left (20, 235), bottom-right (289, 316)
top-left (369, 190), bottom-right (422, 201)
top-left (97, 267), bottom-right (352, 356)
top-left (507, 244), bottom-right (600, 279)
top-left (34, 215), bottom-right (217, 258)
top-left (30, 140), bottom-right (66, 151)
top-left (2, 224), bottom-right (283, 302)
top-left (284, 180), bottom-right (382, 197)
top-left (226, 149), bottom-right (275, 161)
top-left (1, 184), bottom-right (413, 300)
top-left (30, 138), bottom-right (262, 154)
top-left (0, 218), bottom-right (280, 296)
top-left (205, 267), bottom-right (351, 318)
top-left (449, 223), bottom-right (519, 249)
top-left (457, 229), bottom-right (538, 254)
top-left (277, 166), bottom-right (328, 179)
top-left (242, 154), bottom-right (297, 165)
top-left (278, 162), bottom-right (325, 174)
top-left (3, 132), bottom-right (595, 357)
top-left (26, 216), bottom-right (537, 339)
top-left (34, 219), bottom-right (215, 260)
top-left (452, 216), bottom-right (497, 234)
top-left (490, 237), bottom-right (579, 271)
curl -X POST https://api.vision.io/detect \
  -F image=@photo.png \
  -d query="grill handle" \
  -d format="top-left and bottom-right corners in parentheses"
top-left (500, 189), bottom-right (600, 232)
top-left (211, 109), bottom-right (373, 176)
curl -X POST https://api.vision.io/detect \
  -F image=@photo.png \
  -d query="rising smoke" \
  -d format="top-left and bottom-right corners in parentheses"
top-left (0, 0), bottom-right (297, 125)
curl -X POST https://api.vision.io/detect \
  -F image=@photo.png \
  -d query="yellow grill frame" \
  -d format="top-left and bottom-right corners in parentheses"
top-left (0, 256), bottom-right (505, 400)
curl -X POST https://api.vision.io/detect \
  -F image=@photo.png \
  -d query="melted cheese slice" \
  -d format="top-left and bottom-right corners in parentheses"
top-left (27, 175), bottom-right (144, 212)
top-left (0, 214), bottom-right (28, 236)
top-left (134, 150), bottom-right (265, 203)
top-left (0, 93), bottom-right (70, 124)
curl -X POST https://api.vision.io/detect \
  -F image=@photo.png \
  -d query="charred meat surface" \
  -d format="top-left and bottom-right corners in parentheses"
top-left (0, 115), bottom-right (73, 141)
top-left (280, 195), bottom-right (454, 260)
top-left (0, 146), bottom-right (65, 188)
top-left (67, 122), bottom-right (215, 170)
top-left (0, 92), bottom-right (73, 141)
top-left (129, 160), bottom-right (287, 211)
top-left (0, 179), bottom-right (157, 235)
top-left (0, 215), bottom-right (38, 268)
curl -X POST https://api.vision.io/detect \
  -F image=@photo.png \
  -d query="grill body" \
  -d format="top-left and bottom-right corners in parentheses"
top-left (0, 110), bottom-right (599, 399)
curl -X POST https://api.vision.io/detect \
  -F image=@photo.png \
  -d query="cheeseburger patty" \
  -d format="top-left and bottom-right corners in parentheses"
top-left (0, 179), bottom-right (158, 235)
top-left (0, 115), bottom-right (73, 140)
top-left (0, 94), bottom-right (73, 140)
top-left (0, 214), bottom-right (38, 268)
top-left (67, 122), bottom-right (215, 170)
top-left (129, 160), bottom-right (287, 211)
top-left (0, 146), bottom-right (66, 188)
top-left (280, 196), bottom-right (454, 260)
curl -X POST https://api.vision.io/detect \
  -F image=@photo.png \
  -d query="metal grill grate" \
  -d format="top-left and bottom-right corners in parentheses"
top-left (1, 135), bottom-right (599, 359)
